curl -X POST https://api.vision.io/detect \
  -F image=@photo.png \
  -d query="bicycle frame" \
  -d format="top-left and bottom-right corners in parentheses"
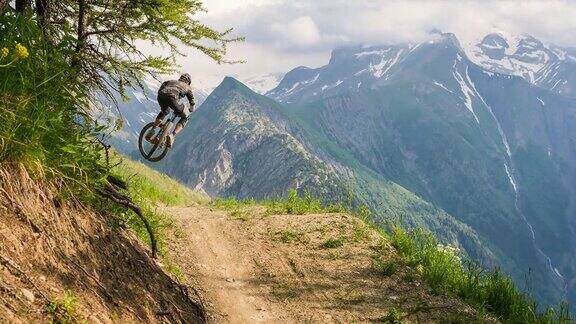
top-left (141, 114), bottom-right (178, 160)
top-left (159, 114), bottom-right (179, 136)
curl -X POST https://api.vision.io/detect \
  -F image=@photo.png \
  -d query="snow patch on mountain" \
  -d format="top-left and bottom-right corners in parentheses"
top-left (321, 80), bottom-right (342, 91)
top-left (372, 49), bottom-right (404, 79)
top-left (463, 32), bottom-right (574, 95)
top-left (433, 81), bottom-right (454, 94)
top-left (453, 58), bottom-right (480, 124)
top-left (244, 73), bottom-right (285, 95)
top-left (354, 49), bottom-right (390, 58)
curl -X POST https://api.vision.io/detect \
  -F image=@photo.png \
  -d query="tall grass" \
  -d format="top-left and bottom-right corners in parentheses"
top-left (390, 227), bottom-right (571, 323)
top-left (113, 157), bottom-right (208, 207)
top-left (213, 189), bottom-right (347, 215)
top-left (0, 13), bottom-right (107, 193)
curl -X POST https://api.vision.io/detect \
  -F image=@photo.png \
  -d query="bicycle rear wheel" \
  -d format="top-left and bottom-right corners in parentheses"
top-left (138, 122), bottom-right (170, 162)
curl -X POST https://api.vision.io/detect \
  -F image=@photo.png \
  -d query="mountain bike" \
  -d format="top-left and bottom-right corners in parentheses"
top-left (138, 112), bottom-right (178, 162)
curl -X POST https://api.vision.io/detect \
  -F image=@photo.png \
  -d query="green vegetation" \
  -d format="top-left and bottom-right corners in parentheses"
top-left (214, 189), bottom-right (347, 217)
top-left (114, 157), bottom-right (207, 207)
top-left (46, 291), bottom-right (80, 324)
top-left (373, 259), bottom-right (398, 276)
top-left (381, 307), bottom-right (405, 324)
top-left (0, 13), bottom-right (106, 191)
top-left (6, 0), bottom-right (239, 99)
top-left (389, 227), bottom-right (571, 323)
top-left (321, 236), bottom-right (346, 249)
top-left (275, 230), bottom-right (305, 244)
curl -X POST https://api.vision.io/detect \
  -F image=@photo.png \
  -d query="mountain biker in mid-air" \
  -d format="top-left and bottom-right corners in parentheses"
top-left (145, 73), bottom-right (196, 147)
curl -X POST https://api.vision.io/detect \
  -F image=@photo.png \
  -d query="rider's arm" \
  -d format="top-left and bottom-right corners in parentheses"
top-left (185, 88), bottom-right (196, 112)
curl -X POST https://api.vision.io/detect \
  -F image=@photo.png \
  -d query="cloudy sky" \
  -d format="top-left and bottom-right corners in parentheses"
top-left (171, 0), bottom-right (576, 89)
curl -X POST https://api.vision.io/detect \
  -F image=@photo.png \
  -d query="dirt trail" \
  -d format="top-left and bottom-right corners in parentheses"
top-left (167, 206), bottom-right (290, 323)
top-left (165, 206), bottom-right (491, 323)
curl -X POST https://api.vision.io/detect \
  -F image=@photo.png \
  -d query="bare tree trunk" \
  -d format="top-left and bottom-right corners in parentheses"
top-left (76, 0), bottom-right (86, 53)
top-left (72, 0), bottom-right (86, 68)
top-left (15, 0), bottom-right (31, 13)
top-left (35, 0), bottom-right (48, 18)
top-left (35, 0), bottom-right (50, 37)
top-left (0, 0), bottom-right (8, 14)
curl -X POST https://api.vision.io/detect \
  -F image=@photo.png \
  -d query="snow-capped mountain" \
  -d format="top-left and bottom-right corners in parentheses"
top-left (266, 43), bottom-right (418, 105)
top-left (464, 33), bottom-right (576, 98)
top-left (269, 32), bottom-right (576, 105)
top-left (243, 73), bottom-right (285, 94)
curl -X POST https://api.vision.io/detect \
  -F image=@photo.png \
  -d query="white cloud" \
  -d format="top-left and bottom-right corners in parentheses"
top-left (166, 0), bottom-right (576, 89)
top-left (199, 0), bottom-right (280, 16)
top-left (271, 16), bottom-right (322, 47)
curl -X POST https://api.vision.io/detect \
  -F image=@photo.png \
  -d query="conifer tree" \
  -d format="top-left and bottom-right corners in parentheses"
top-left (5, 0), bottom-right (240, 97)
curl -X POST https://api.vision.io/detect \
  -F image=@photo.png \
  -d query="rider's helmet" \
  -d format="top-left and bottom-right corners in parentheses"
top-left (179, 73), bottom-right (191, 85)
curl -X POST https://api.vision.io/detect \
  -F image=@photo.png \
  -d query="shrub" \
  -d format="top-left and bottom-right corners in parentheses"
top-left (46, 291), bottom-right (80, 324)
top-left (0, 13), bottom-right (107, 193)
top-left (390, 227), bottom-right (571, 323)
top-left (321, 236), bottom-right (346, 249)
top-left (373, 259), bottom-right (398, 276)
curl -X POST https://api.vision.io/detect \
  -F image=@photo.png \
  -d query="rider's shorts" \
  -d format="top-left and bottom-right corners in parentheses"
top-left (157, 93), bottom-right (190, 127)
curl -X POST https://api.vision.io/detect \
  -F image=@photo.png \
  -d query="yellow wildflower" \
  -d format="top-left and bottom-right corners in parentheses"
top-left (15, 43), bottom-right (29, 60)
top-left (0, 47), bottom-right (8, 59)
top-left (416, 264), bottom-right (424, 274)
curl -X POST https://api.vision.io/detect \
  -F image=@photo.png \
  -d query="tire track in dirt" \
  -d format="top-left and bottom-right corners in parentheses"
top-left (166, 206), bottom-right (293, 323)
top-left (164, 206), bottom-right (493, 323)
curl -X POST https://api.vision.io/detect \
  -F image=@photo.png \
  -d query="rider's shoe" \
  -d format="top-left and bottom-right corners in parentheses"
top-left (145, 127), bottom-right (156, 141)
top-left (166, 134), bottom-right (174, 148)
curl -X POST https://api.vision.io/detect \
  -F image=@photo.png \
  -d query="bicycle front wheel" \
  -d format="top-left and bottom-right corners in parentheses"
top-left (138, 122), bottom-right (170, 162)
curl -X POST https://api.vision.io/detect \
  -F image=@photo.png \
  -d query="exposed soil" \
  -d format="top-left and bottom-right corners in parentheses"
top-left (166, 205), bottom-right (494, 323)
top-left (0, 165), bottom-right (205, 323)
top-left (0, 164), bottom-right (495, 323)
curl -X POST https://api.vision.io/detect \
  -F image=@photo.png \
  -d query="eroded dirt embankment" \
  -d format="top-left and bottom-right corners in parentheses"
top-left (0, 165), bottom-right (205, 323)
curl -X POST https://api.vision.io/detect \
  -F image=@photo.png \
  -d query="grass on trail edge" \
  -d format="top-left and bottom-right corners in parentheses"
top-left (213, 189), bottom-right (348, 216)
top-left (108, 155), bottom-right (208, 278)
top-left (390, 227), bottom-right (570, 323)
top-left (114, 157), bottom-right (208, 207)
top-left (214, 191), bottom-right (572, 323)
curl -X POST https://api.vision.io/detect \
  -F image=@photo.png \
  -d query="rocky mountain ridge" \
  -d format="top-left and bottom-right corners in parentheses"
top-left (464, 32), bottom-right (576, 98)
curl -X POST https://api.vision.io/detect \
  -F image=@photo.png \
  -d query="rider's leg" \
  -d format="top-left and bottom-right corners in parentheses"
top-left (146, 111), bottom-right (167, 140)
top-left (173, 123), bottom-right (184, 135)
top-left (167, 114), bottom-right (188, 147)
